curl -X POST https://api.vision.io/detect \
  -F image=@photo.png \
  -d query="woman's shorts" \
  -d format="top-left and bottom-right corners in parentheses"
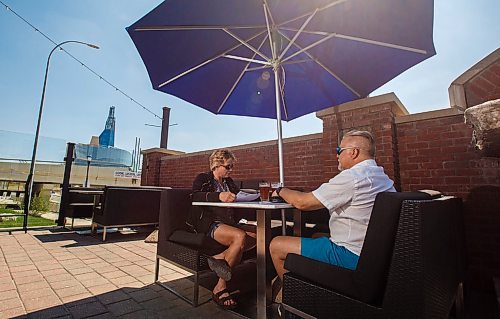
top-left (300, 236), bottom-right (359, 270)
top-left (207, 222), bottom-right (223, 239)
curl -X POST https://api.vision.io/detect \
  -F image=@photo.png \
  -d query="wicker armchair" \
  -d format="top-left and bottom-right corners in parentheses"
top-left (282, 192), bottom-right (464, 319)
top-left (154, 188), bottom-right (231, 306)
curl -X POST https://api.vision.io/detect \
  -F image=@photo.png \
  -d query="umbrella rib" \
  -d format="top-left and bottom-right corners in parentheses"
top-left (263, 1), bottom-right (276, 59)
top-left (158, 59), bottom-right (214, 88)
top-left (278, 31), bottom-right (362, 98)
top-left (279, 66), bottom-right (289, 120)
top-left (280, 27), bottom-right (429, 55)
top-left (158, 30), bottom-right (267, 88)
top-left (333, 33), bottom-right (428, 54)
top-left (278, 8), bottom-right (318, 61)
top-left (223, 55), bottom-right (270, 66)
top-left (276, 0), bottom-right (349, 30)
top-left (282, 59), bottom-right (313, 65)
top-left (223, 28), bottom-right (271, 62)
top-left (133, 25), bottom-right (267, 31)
top-left (260, 3), bottom-right (291, 120)
top-left (247, 65), bottom-right (273, 72)
top-left (217, 36), bottom-right (270, 113)
top-left (281, 33), bottom-right (337, 63)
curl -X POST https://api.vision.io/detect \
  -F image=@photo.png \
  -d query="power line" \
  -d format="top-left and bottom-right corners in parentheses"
top-left (0, 0), bottom-right (162, 120)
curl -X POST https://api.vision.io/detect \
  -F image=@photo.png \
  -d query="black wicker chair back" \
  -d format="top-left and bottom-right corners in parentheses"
top-left (282, 192), bottom-right (463, 319)
top-left (355, 191), bottom-right (432, 303)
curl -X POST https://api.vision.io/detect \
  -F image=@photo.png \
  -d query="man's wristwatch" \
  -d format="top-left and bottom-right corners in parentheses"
top-left (276, 187), bottom-right (283, 197)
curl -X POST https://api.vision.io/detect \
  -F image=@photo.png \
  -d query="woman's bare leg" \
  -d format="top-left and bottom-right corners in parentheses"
top-left (211, 224), bottom-right (248, 306)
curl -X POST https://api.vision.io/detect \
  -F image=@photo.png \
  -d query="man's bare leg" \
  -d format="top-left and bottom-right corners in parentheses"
top-left (270, 236), bottom-right (301, 281)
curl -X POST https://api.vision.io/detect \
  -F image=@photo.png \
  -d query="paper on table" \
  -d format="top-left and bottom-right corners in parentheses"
top-left (236, 191), bottom-right (260, 202)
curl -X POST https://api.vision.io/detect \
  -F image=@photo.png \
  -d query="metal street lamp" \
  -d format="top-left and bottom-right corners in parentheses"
top-left (84, 155), bottom-right (92, 187)
top-left (23, 40), bottom-right (99, 232)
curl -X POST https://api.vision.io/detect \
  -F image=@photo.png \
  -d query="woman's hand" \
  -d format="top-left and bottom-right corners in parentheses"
top-left (219, 191), bottom-right (236, 202)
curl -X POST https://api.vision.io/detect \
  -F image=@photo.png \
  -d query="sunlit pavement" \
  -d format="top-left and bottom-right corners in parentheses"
top-left (0, 228), bottom-right (239, 319)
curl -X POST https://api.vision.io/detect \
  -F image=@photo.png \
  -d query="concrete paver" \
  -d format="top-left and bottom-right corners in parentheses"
top-left (0, 229), bottom-right (240, 319)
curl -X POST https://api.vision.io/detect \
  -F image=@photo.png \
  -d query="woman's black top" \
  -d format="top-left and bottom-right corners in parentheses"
top-left (186, 171), bottom-right (240, 234)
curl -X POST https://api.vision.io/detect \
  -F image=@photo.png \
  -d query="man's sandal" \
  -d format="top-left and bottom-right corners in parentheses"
top-left (207, 256), bottom-right (232, 281)
top-left (212, 288), bottom-right (239, 310)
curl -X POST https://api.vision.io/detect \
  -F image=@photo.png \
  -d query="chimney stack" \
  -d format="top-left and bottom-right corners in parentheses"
top-left (160, 106), bottom-right (170, 149)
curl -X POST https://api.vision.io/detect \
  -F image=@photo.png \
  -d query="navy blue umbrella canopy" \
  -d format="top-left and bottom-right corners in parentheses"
top-left (127, 0), bottom-right (435, 182)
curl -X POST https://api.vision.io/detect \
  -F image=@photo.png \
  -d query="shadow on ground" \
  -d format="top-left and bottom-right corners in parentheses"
top-left (12, 282), bottom-right (239, 319)
top-left (33, 227), bottom-right (155, 247)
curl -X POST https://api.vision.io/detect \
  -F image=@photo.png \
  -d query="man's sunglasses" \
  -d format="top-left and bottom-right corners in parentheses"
top-left (336, 147), bottom-right (358, 155)
top-left (221, 164), bottom-right (234, 170)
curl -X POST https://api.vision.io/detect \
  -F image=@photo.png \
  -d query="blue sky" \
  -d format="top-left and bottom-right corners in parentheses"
top-left (1, 1), bottom-right (499, 158)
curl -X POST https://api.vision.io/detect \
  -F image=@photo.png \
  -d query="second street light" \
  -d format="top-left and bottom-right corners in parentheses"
top-left (84, 155), bottom-right (92, 187)
top-left (23, 40), bottom-right (99, 232)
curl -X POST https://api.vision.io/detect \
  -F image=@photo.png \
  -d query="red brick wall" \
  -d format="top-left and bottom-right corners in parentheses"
top-left (147, 134), bottom-right (326, 191)
top-left (464, 60), bottom-right (500, 107)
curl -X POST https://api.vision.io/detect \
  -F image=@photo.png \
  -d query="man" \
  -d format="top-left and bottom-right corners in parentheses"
top-left (270, 130), bottom-right (395, 303)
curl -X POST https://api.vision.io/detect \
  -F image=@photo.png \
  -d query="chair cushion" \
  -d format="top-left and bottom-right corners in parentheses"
top-left (285, 253), bottom-right (354, 293)
top-left (169, 230), bottom-right (226, 255)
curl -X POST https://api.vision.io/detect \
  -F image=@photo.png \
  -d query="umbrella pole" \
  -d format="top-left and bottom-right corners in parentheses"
top-left (273, 65), bottom-right (288, 236)
top-left (273, 65), bottom-right (285, 186)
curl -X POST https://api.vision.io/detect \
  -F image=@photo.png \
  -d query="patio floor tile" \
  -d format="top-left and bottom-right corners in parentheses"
top-left (0, 306), bottom-right (26, 318)
top-left (0, 229), bottom-right (242, 319)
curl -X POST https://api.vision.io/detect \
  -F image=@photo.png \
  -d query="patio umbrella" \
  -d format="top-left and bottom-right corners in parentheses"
top-left (127, 0), bottom-right (435, 184)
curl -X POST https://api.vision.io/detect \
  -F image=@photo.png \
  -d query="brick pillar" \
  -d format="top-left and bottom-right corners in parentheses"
top-left (141, 148), bottom-right (184, 186)
top-left (316, 93), bottom-right (408, 189)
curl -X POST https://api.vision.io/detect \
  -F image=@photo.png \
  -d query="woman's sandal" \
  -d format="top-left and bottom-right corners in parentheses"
top-left (212, 288), bottom-right (239, 310)
top-left (207, 256), bottom-right (232, 281)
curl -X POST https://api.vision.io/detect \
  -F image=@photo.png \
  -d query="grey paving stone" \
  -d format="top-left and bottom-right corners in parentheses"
top-left (106, 299), bottom-right (143, 317)
top-left (26, 306), bottom-right (69, 319)
top-left (67, 301), bottom-right (107, 319)
top-left (96, 290), bottom-right (131, 305)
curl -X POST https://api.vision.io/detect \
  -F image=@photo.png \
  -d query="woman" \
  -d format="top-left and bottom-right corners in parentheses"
top-left (187, 149), bottom-right (255, 310)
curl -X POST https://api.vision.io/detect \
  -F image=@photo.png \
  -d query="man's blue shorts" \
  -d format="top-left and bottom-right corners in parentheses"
top-left (301, 237), bottom-right (359, 270)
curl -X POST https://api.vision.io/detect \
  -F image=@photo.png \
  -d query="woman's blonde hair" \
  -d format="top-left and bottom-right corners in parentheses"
top-left (209, 149), bottom-right (236, 170)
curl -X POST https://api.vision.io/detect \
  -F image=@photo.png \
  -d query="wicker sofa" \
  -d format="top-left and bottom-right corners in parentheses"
top-left (91, 186), bottom-right (169, 241)
top-left (282, 192), bottom-right (464, 319)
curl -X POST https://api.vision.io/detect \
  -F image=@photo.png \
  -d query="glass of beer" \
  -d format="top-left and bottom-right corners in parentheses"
top-left (271, 182), bottom-right (281, 195)
top-left (259, 181), bottom-right (271, 201)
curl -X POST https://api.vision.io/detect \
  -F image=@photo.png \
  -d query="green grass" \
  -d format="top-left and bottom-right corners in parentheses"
top-left (0, 207), bottom-right (19, 214)
top-left (0, 215), bottom-right (56, 228)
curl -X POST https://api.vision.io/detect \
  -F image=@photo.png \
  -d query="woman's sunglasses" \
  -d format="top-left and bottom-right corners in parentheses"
top-left (221, 164), bottom-right (234, 170)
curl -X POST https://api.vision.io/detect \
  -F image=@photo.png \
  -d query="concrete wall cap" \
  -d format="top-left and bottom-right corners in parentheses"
top-left (395, 107), bottom-right (463, 124)
top-left (141, 148), bottom-right (185, 156)
top-left (316, 93), bottom-right (408, 119)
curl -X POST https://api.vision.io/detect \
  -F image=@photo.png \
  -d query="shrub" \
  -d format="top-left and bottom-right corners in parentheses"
top-left (11, 196), bottom-right (50, 216)
top-left (29, 196), bottom-right (51, 216)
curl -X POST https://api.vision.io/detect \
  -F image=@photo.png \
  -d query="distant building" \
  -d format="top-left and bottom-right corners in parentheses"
top-left (99, 106), bottom-right (115, 147)
top-left (74, 106), bottom-right (132, 168)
